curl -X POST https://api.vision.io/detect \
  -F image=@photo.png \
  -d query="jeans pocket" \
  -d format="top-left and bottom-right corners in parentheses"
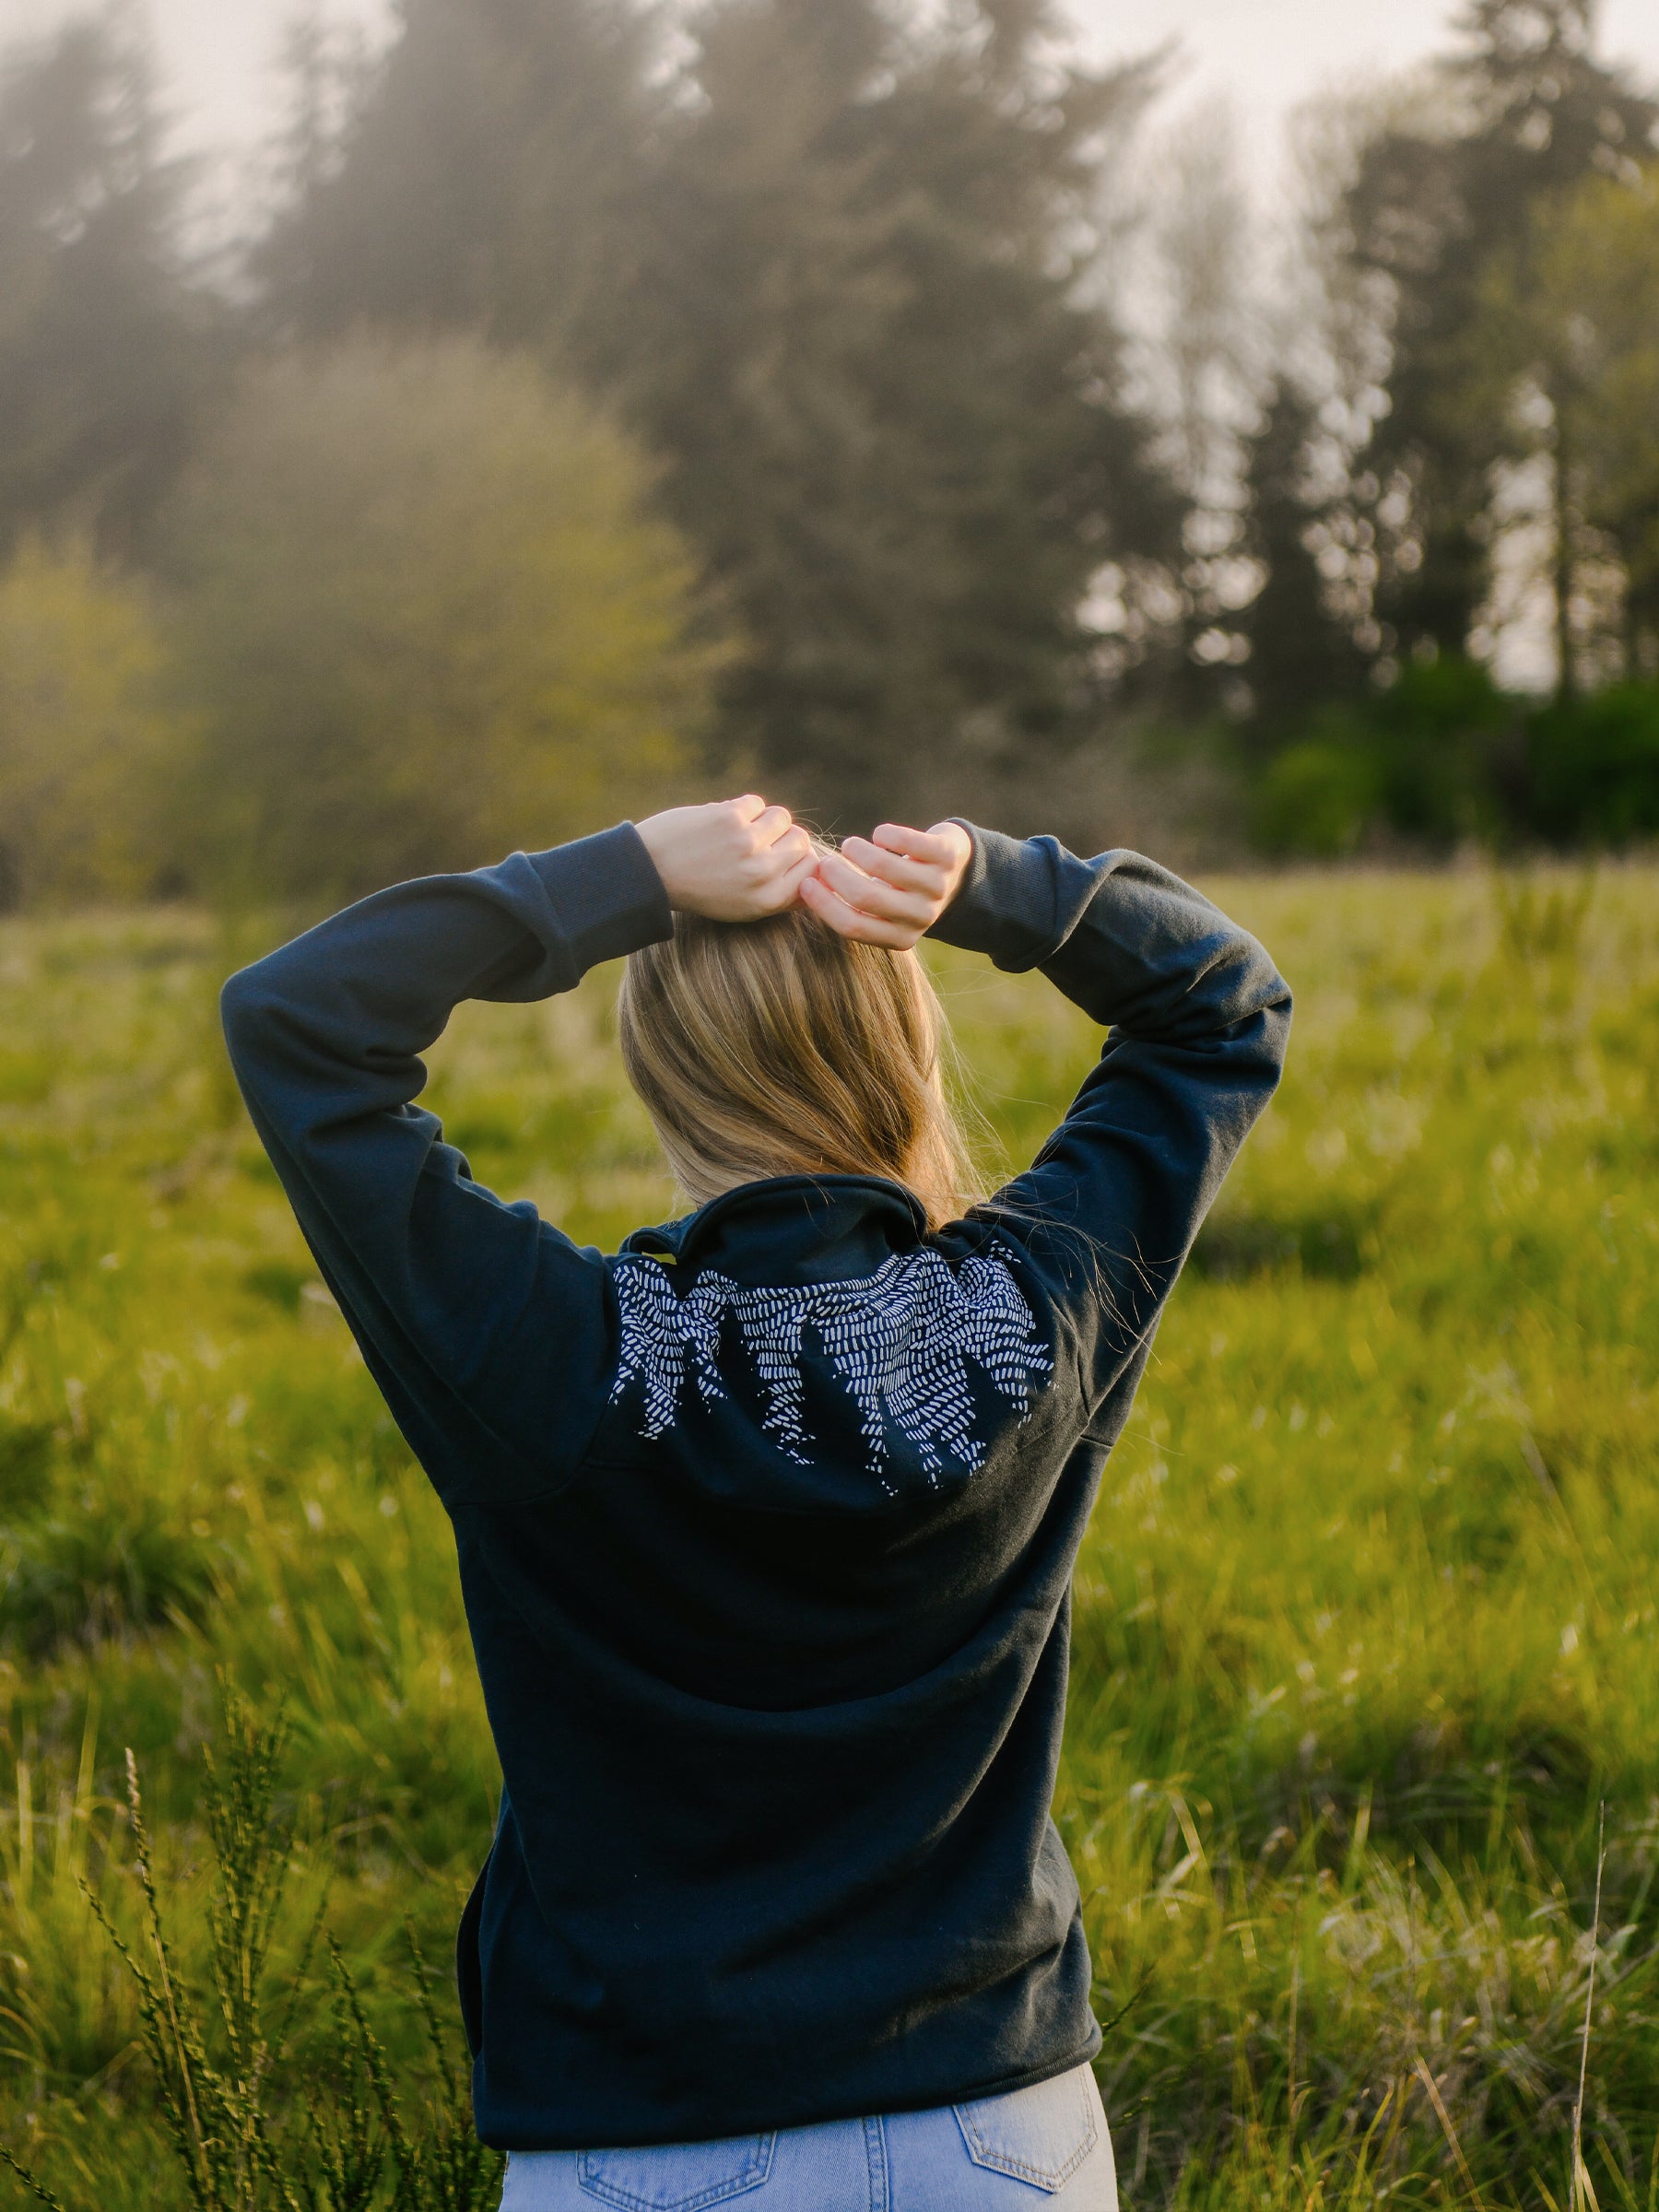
top-left (577, 2133), bottom-right (776, 2212)
top-left (953, 2066), bottom-right (1099, 2194)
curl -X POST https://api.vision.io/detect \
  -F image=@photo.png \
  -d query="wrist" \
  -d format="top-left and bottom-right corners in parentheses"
top-left (633, 813), bottom-right (686, 908)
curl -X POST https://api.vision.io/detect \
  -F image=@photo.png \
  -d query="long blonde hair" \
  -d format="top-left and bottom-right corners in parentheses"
top-left (618, 904), bottom-right (981, 1231)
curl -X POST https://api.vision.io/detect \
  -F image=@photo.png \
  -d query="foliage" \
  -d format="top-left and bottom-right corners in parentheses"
top-left (1465, 161), bottom-right (1659, 686)
top-left (253, 0), bottom-right (657, 362)
top-left (261, 0), bottom-right (1177, 825)
top-left (1366, 657), bottom-right (1522, 841)
top-left (157, 337), bottom-right (722, 901)
top-left (4, 877), bottom-right (1659, 2201)
top-left (2, 1691), bottom-right (503, 2212)
top-left (1237, 383), bottom-right (1367, 734)
top-left (1343, 0), bottom-right (1659, 666)
top-left (1248, 658), bottom-right (1514, 855)
top-left (0, 537), bottom-right (182, 911)
top-left (620, 0), bottom-right (1177, 822)
top-left (6, 1), bottom-right (1659, 848)
top-left (4, 1), bottom-right (1659, 845)
top-left (1529, 684), bottom-right (1659, 844)
top-left (1252, 735), bottom-right (1383, 859)
top-left (1247, 658), bottom-right (1659, 855)
top-left (0, 16), bottom-right (220, 559)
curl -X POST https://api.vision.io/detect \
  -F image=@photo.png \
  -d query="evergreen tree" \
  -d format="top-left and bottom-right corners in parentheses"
top-left (255, 0), bottom-right (658, 373)
top-left (0, 15), bottom-right (218, 557)
top-left (1460, 160), bottom-right (1659, 688)
top-left (1346, 0), bottom-right (1658, 663)
top-left (259, 0), bottom-right (1176, 822)
top-left (1238, 382), bottom-right (1365, 736)
top-left (618, 0), bottom-right (1175, 818)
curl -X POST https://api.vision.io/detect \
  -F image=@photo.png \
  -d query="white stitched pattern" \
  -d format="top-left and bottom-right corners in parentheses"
top-left (607, 1245), bottom-right (1051, 1485)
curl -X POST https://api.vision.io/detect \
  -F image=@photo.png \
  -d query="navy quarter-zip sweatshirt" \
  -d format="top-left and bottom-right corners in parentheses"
top-left (220, 821), bottom-right (1290, 2151)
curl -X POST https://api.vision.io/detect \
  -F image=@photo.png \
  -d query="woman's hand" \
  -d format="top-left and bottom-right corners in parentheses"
top-left (635, 796), bottom-right (817, 921)
top-left (800, 821), bottom-right (972, 949)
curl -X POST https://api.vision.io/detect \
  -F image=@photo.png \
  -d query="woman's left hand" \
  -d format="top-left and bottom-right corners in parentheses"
top-left (636, 795), bottom-right (818, 920)
top-left (800, 821), bottom-right (972, 948)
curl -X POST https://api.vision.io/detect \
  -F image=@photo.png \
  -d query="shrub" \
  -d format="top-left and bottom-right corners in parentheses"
top-left (1368, 655), bottom-right (1519, 843)
top-left (0, 1693), bottom-right (503, 2212)
top-left (1249, 659), bottom-right (1525, 858)
top-left (1528, 683), bottom-right (1659, 846)
top-left (1252, 734), bottom-right (1382, 857)
top-left (0, 538), bottom-right (182, 911)
top-left (159, 336), bottom-right (728, 903)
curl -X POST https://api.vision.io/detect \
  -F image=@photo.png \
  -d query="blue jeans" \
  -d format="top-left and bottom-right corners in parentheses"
top-left (498, 2062), bottom-right (1117, 2210)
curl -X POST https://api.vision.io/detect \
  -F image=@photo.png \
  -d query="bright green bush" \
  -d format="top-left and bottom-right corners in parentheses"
top-left (0, 539), bottom-right (183, 911)
top-left (1252, 733), bottom-right (1382, 857)
top-left (1367, 655), bottom-right (1518, 843)
top-left (1251, 660), bottom-right (1659, 859)
top-left (1250, 660), bottom-right (1524, 856)
top-left (1529, 683), bottom-right (1659, 846)
top-left (159, 337), bottom-right (728, 902)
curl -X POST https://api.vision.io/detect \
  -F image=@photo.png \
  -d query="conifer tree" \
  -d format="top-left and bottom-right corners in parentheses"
top-left (0, 16), bottom-right (218, 555)
top-left (260, 0), bottom-right (1176, 821)
top-left (1238, 382), bottom-right (1366, 737)
top-left (255, 0), bottom-right (659, 373)
top-left (618, 0), bottom-right (1174, 818)
top-left (1346, 0), bottom-right (1658, 664)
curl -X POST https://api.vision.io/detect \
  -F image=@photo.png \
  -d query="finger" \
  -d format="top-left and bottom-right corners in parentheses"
top-left (748, 803), bottom-right (797, 851)
top-left (799, 870), bottom-right (918, 947)
top-left (819, 847), bottom-right (935, 924)
top-left (769, 847), bottom-right (820, 908)
top-left (753, 824), bottom-right (813, 880)
top-left (841, 834), bottom-right (947, 897)
top-left (871, 821), bottom-right (959, 864)
top-left (738, 833), bottom-right (816, 914)
top-left (815, 846), bottom-right (935, 926)
top-left (727, 794), bottom-right (768, 824)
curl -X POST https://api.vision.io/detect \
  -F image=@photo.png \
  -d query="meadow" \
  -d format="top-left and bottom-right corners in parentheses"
top-left (1, 864), bottom-right (1657, 2209)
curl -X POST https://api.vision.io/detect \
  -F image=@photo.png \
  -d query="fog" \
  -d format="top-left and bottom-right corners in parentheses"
top-left (11, 0), bottom-right (1659, 200)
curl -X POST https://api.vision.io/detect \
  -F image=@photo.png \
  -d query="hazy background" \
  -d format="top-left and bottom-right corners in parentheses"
top-left (9, 0), bottom-right (1659, 194)
top-left (3, 0), bottom-right (1659, 905)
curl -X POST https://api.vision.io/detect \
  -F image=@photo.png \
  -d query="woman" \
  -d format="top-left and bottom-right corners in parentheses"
top-left (222, 796), bottom-right (1290, 2211)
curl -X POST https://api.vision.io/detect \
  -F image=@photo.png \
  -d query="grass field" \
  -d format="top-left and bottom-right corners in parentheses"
top-left (2, 865), bottom-right (1657, 2208)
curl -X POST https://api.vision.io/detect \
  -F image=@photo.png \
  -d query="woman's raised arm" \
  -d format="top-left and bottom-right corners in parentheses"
top-left (220, 824), bottom-right (675, 1507)
top-left (924, 825), bottom-right (1293, 1418)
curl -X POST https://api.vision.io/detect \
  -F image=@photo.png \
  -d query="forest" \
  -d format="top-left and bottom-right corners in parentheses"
top-left (3, 0), bottom-right (1659, 905)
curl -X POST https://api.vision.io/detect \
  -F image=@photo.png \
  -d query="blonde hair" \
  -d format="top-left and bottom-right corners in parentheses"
top-left (618, 904), bottom-right (981, 1231)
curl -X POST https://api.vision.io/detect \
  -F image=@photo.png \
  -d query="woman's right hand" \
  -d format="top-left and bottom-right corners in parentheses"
top-left (635, 796), bottom-right (817, 921)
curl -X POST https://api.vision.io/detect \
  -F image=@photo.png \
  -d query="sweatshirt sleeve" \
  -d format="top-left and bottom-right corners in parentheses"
top-left (927, 825), bottom-right (1291, 1418)
top-left (220, 824), bottom-right (674, 1508)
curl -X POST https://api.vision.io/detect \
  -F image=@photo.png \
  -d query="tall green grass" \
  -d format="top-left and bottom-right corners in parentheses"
top-left (1, 868), bottom-right (1656, 2206)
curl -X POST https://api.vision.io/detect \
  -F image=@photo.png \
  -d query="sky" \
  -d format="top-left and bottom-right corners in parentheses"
top-left (1073, 0), bottom-right (1659, 179)
top-left (4, 0), bottom-right (1659, 205)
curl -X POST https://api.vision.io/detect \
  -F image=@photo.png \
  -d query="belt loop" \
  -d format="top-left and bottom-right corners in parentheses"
top-left (863, 2113), bottom-right (890, 2212)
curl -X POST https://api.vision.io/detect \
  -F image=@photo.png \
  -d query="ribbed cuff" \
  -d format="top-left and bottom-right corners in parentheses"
top-left (924, 821), bottom-right (1065, 971)
top-left (526, 823), bottom-right (675, 977)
